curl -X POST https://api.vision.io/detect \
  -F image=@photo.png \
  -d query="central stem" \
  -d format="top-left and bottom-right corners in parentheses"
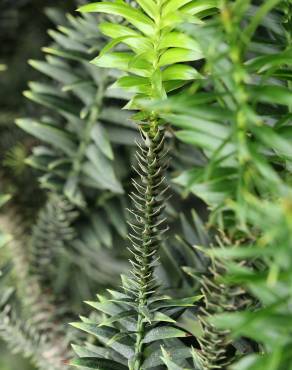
top-left (130, 3), bottom-right (167, 368)
top-left (129, 121), bottom-right (167, 370)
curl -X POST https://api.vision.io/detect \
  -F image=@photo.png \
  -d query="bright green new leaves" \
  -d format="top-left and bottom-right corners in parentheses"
top-left (158, 48), bottom-right (201, 67)
top-left (162, 0), bottom-right (217, 17)
top-left (78, 0), bottom-right (209, 107)
top-left (158, 32), bottom-right (201, 51)
top-left (77, 2), bottom-right (155, 35)
top-left (136, 0), bottom-right (158, 20)
top-left (162, 64), bottom-right (202, 81)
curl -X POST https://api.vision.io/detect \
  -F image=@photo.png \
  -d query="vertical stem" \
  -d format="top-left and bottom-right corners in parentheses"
top-left (129, 121), bottom-right (167, 370)
top-left (129, 3), bottom-right (167, 368)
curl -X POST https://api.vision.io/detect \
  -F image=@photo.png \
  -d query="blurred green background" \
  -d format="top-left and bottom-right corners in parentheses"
top-left (0, 342), bottom-right (33, 370)
top-left (0, 1), bottom-right (74, 369)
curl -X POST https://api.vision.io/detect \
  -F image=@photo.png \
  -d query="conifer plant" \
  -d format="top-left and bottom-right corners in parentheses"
top-left (71, 1), bottom-right (214, 369)
top-left (1, 1), bottom-right (290, 369)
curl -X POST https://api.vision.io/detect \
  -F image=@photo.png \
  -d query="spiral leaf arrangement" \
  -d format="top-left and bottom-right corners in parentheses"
top-left (196, 258), bottom-right (234, 369)
top-left (127, 125), bottom-right (168, 369)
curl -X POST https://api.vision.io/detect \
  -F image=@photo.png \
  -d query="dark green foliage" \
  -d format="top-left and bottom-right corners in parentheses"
top-left (17, 9), bottom-right (136, 207)
top-left (71, 291), bottom-right (202, 369)
top-left (12, 9), bottom-right (138, 305)
top-left (12, 8), bottom-right (134, 304)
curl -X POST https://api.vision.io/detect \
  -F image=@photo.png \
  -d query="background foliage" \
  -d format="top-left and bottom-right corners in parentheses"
top-left (0, 0), bottom-right (291, 370)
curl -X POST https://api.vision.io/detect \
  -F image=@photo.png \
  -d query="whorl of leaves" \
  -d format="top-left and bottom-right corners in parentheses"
top-left (77, 0), bottom-right (210, 106)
